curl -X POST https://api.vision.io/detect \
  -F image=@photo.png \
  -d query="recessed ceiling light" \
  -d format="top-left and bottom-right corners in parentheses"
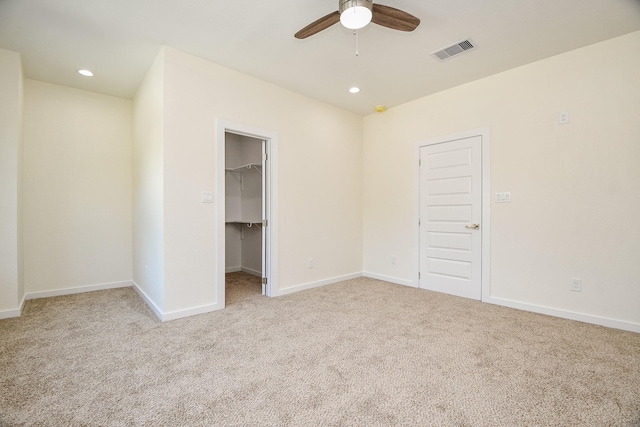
top-left (78, 69), bottom-right (94, 77)
top-left (349, 87), bottom-right (360, 94)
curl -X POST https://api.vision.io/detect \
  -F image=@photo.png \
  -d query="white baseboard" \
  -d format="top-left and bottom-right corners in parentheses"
top-left (2, 281), bottom-right (131, 320)
top-left (241, 267), bottom-right (261, 277)
top-left (131, 280), bottom-right (163, 321)
top-left (131, 280), bottom-right (223, 322)
top-left (362, 273), bottom-right (639, 333)
top-left (0, 293), bottom-right (26, 320)
top-left (162, 302), bottom-right (224, 322)
top-left (363, 272), bottom-right (417, 288)
top-left (0, 307), bottom-right (21, 320)
top-left (26, 281), bottom-right (132, 300)
top-left (226, 266), bottom-right (261, 277)
top-left (485, 296), bottom-right (640, 334)
top-left (9, 274), bottom-right (635, 333)
top-left (275, 272), bottom-right (362, 297)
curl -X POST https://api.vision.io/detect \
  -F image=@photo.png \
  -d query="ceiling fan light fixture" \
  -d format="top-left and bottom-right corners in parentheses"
top-left (339, 0), bottom-right (373, 30)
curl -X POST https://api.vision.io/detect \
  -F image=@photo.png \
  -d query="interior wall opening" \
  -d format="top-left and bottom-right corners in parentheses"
top-left (224, 132), bottom-right (265, 305)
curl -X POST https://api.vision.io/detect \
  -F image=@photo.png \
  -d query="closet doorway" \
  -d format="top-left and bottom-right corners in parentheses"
top-left (216, 119), bottom-right (278, 308)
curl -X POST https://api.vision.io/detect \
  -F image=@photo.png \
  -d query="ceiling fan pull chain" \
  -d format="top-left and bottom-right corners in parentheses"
top-left (354, 30), bottom-right (359, 56)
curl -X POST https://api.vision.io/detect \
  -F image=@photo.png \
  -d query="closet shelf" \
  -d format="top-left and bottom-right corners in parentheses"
top-left (226, 220), bottom-right (262, 228)
top-left (225, 163), bottom-right (261, 174)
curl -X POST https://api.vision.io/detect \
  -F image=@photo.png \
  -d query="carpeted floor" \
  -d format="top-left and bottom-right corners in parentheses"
top-left (225, 271), bottom-right (263, 306)
top-left (1, 273), bottom-right (639, 426)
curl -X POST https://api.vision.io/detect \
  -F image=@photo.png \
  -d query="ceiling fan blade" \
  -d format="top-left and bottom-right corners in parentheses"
top-left (294, 11), bottom-right (341, 39)
top-left (371, 4), bottom-right (420, 32)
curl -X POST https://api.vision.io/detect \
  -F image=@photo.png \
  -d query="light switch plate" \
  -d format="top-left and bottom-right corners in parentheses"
top-left (496, 192), bottom-right (511, 203)
top-left (570, 278), bottom-right (582, 292)
top-left (202, 191), bottom-right (214, 203)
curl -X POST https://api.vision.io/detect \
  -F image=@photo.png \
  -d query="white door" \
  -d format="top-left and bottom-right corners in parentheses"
top-left (419, 136), bottom-right (482, 300)
top-left (261, 140), bottom-right (267, 296)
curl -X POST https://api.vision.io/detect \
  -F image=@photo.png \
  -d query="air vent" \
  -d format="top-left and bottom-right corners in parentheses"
top-left (432, 39), bottom-right (476, 61)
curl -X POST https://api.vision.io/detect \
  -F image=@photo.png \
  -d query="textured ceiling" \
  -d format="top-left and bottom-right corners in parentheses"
top-left (1, 0), bottom-right (639, 115)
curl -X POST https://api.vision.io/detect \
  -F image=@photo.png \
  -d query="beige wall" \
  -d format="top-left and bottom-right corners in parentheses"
top-left (363, 31), bottom-right (640, 327)
top-left (23, 80), bottom-right (132, 293)
top-left (7, 32), bottom-right (637, 328)
top-left (0, 48), bottom-right (24, 315)
top-left (160, 47), bottom-right (363, 313)
top-left (132, 50), bottom-right (165, 311)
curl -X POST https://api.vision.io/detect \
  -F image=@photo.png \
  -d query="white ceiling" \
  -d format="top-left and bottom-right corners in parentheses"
top-left (1, 0), bottom-right (639, 115)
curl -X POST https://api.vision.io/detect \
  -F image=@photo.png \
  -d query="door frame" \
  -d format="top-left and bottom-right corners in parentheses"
top-left (215, 119), bottom-right (279, 304)
top-left (413, 128), bottom-right (491, 301)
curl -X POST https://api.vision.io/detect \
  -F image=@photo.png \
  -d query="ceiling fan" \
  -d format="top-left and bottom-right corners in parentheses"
top-left (294, 0), bottom-right (420, 39)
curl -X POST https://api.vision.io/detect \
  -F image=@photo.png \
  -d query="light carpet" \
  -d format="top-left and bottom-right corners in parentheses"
top-left (1, 273), bottom-right (639, 426)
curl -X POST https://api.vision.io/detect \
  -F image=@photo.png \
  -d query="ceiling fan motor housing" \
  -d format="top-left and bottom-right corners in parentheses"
top-left (339, 0), bottom-right (373, 14)
top-left (339, 0), bottom-right (373, 29)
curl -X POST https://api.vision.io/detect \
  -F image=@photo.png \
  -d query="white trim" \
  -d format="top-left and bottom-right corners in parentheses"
top-left (241, 267), bottom-right (262, 277)
top-left (485, 296), bottom-right (640, 334)
top-left (26, 280), bottom-right (132, 300)
top-left (412, 146), bottom-right (420, 287)
top-left (161, 303), bottom-right (222, 322)
top-left (18, 293), bottom-right (26, 314)
top-left (362, 273), bottom-right (639, 333)
top-left (413, 128), bottom-right (491, 299)
top-left (131, 280), bottom-right (163, 320)
top-left (363, 272), bottom-right (417, 288)
top-left (480, 130), bottom-right (492, 302)
top-left (0, 308), bottom-right (21, 320)
top-left (0, 293), bottom-right (26, 319)
top-left (216, 119), bottom-right (279, 304)
top-left (225, 266), bottom-right (261, 276)
top-left (276, 272), bottom-right (362, 296)
top-left (131, 280), bottom-right (222, 322)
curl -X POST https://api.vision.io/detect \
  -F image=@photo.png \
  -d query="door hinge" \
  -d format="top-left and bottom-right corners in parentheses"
top-left (419, 158), bottom-right (422, 166)
top-left (418, 272), bottom-right (421, 280)
top-left (262, 277), bottom-right (267, 285)
top-left (263, 153), bottom-right (268, 162)
top-left (262, 219), bottom-right (268, 227)
top-left (418, 218), bottom-right (421, 226)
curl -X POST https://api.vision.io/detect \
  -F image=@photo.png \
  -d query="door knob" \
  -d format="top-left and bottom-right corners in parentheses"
top-left (465, 224), bottom-right (480, 230)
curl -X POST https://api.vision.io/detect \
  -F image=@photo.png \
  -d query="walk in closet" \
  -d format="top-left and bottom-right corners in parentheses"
top-left (225, 133), bottom-right (264, 286)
